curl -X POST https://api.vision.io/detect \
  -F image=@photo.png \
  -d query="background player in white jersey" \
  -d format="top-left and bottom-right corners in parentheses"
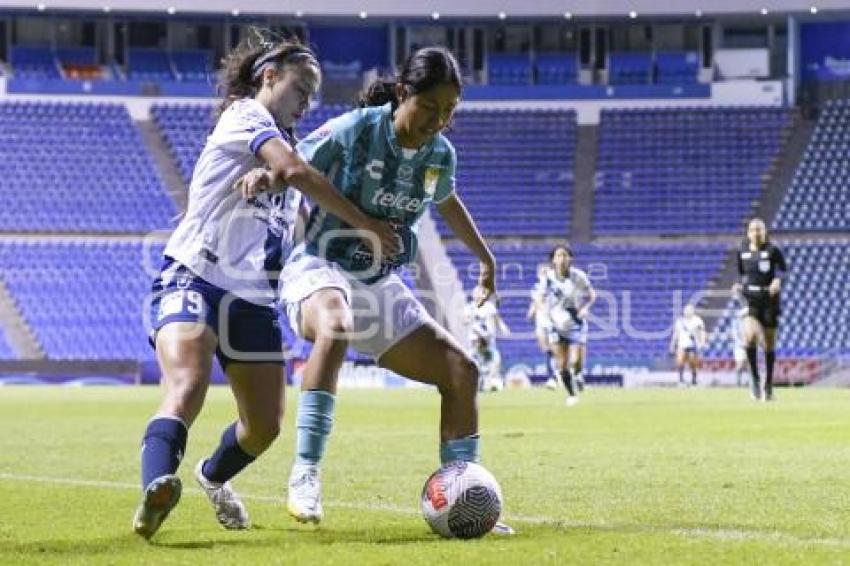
top-left (540, 245), bottom-right (596, 406)
top-left (240, 46), bottom-right (512, 535)
top-left (133, 35), bottom-right (397, 540)
top-left (527, 263), bottom-right (557, 389)
top-left (465, 285), bottom-right (510, 391)
top-left (731, 302), bottom-right (749, 387)
top-left (669, 304), bottom-right (707, 386)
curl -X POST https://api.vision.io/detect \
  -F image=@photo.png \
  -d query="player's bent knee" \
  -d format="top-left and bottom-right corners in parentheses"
top-left (441, 355), bottom-right (479, 399)
top-left (241, 420), bottom-right (280, 453)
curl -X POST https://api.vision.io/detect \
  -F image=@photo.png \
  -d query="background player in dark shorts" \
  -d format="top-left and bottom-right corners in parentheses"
top-left (733, 218), bottom-right (787, 401)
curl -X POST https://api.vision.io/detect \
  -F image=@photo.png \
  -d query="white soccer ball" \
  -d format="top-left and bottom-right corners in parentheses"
top-left (420, 461), bottom-right (503, 539)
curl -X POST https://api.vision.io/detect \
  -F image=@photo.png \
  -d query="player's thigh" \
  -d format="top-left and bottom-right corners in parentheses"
top-left (568, 344), bottom-right (585, 367)
top-left (744, 316), bottom-right (763, 344)
top-left (550, 340), bottom-right (569, 367)
top-left (154, 322), bottom-right (218, 423)
top-left (298, 287), bottom-right (354, 342)
top-left (377, 321), bottom-right (475, 391)
top-left (675, 349), bottom-right (687, 366)
top-left (763, 326), bottom-right (778, 350)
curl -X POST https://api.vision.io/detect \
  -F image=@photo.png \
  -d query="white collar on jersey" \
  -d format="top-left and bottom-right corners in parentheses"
top-left (382, 103), bottom-right (436, 158)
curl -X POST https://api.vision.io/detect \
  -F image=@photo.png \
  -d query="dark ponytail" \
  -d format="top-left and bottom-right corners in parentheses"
top-left (358, 46), bottom-right (462, 108)
top-left (217, 29), bottom-right (320, 118)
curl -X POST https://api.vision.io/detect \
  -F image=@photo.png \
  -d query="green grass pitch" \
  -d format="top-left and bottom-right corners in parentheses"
top-left (2, 386), bottom-right (850, 564)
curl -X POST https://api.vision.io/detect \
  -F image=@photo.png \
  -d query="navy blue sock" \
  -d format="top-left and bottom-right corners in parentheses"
top-left (141, 417), bottom-right (188, 489)
top-left (546, 352), bottom-right (554, 379)
top-left (202, 422), bottom-right (256, 484)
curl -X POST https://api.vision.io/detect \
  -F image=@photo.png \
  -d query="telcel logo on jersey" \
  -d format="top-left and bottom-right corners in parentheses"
top-left (371, 187), bottom-right (423, 212)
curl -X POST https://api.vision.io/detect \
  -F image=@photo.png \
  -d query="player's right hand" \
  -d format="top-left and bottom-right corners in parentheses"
top-left (360, 218), bottom-right (400, 262)
top-left (235, 168), bottom-right (273, 199)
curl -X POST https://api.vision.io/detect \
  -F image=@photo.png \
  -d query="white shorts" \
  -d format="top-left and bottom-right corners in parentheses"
top-left (734, 346), bottom-right (747, 364)
top-left (280, 254), bottom-right (435, 360)
top-left (534, 311), bottom-right (552, 336)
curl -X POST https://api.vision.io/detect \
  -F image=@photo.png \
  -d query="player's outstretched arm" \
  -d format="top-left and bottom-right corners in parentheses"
top-left (437, 193), bottom-right (496, 305)
top-left (246, 138), bottom-right (399, 259)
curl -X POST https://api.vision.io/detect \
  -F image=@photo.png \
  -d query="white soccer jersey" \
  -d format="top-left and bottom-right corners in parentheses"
top-left (674, 315), bottom-right (705, 350)
top-left (466, 299), bottom-right (499, 345)
top-left (541, 267), bottom-right (590, 311)
top-left (163, 98), bottom-right (302, 306)
top-left (730, 316), bottom-right (746, 349)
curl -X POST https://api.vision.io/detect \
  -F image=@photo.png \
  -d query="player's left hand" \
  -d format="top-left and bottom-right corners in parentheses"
top-left (477, 261), bottom-right (498, 307)
top-left (768, 279), bottom-right (781, 297)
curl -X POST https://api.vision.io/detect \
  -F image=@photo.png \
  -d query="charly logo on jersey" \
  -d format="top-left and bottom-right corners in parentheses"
top-left (366, 159), bottom-right (384, 180)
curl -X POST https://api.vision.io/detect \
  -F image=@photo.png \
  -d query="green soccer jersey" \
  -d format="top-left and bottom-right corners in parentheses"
top-left (296, 103), bottom-right (456, 282)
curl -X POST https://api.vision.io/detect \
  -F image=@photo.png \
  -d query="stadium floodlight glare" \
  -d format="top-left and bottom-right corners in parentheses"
top-left (760, 7), bottom-right (768, 15)
top-left (295, 10), bottom-right (304, 17)
top-left (498, 11), bottom-right (507, 19)
top-left (36, 3), bottom-right (46, 10)
top-left (166, 6), bottom-right (176, 14)
top-left (359, 10), bottom-right (368, 18)
top-left (695, 9), bottom-right (702, 17)
top-left (102, 5), bottom-right (110, 12)
top-left (432, 11), bottom-right (440, 20)
top-left (564, 11), bottom-right (572, 19)
top-left (628, 10), bottom-right (638, 18)
top-left (231, 8), bottom-right (239, 16)
top-left (810, 5), bottom-right (818, 13)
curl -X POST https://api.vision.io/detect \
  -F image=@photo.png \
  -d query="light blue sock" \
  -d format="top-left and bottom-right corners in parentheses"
top-left (295, 390), bottom-right (336, 466)
top-left (440, 434), bottom-right (481, 464)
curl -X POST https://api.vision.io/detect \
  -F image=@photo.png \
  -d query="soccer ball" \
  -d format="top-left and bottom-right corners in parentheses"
top-left (420, 461), bottom-right (503, 539)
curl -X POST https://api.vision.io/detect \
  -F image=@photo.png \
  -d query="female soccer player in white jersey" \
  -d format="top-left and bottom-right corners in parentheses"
top-left (527, 262), bottom-right (558, 388)
top-left (240, 47), bottom-right (512, 534)
top-left (669, 304), bottom-right (707, 386)
top-left (465, 284), bottom-right (510, 391)
top-left (132, 36), bottom-right (397, 540)
top-left (537, 245), bottom-right (596, 405)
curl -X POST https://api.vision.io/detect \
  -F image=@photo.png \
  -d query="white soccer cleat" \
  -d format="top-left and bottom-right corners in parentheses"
top-left (132, 474), bottom-right (182, 540)
top-left (491, 521), bottom-right (516, 536)
top-left (565, 396), bottom-right (579, 407)
top-left (194, 460), bottom-right (250, 530)
top-left (545, 378), bottom-right (557, 390)
top-left (287, 463), bottom-right (323, 524)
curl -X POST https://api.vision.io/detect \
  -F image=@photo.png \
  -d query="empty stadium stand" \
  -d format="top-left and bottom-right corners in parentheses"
top-left (594, 106), bottom-right (793, 235)
top-left (0, 101), bottom-right (176, 232)
top-left (0, 327), bottom-right (15, 360)
top-left (773, 98), bottom-right (850, 232)
top-left (0, 240), bottom-right (162, 361)
top-left (435, 108), bottom-right (576, 237)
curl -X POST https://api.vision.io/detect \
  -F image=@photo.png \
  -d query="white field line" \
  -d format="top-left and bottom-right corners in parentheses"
top-left (1, 472), bottom-right (849, 549)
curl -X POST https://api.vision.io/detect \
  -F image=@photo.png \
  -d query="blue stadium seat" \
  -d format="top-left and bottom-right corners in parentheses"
top-left (0, 101), bottom-right (176, 232)
top-left (594, 106), bottom-right (792, 235)
top-left (774, 100), bottom-right (850, 232)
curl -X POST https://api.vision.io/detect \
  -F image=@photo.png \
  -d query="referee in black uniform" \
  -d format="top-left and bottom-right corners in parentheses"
top-left (732, 218), bottom-right (787, 401)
